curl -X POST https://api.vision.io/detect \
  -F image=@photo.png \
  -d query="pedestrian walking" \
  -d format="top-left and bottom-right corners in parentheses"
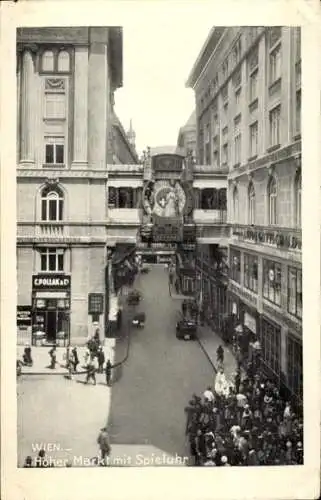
top-left (97, 346), bottom-right (105, 373)
top-left (71, 346), bottom-right (79, 373)
top-left (84, 346), bottom-right (91, 367)
top-left (97, 427), bottom-right (111, 466)
top-left (48, 346), bottom-right (57, 369)
top-left (105, 359), bottom-right (114, 386)
top-left (85, 356), bottom-right (97, 385)
top-left (216, 345), bottom-right (224, 365)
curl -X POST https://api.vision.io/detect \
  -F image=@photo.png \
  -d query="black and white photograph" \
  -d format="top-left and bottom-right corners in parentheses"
top-left (1, 2), bottom-right (321, 500)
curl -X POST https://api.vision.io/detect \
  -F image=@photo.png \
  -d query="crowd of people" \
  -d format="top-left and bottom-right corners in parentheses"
top-left (185, 346), bottom-right (303, 466)
top-left (18, 330), bottom-right (116, 387)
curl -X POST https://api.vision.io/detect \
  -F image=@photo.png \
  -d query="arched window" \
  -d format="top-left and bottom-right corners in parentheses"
top-left (42, 50), bottom-right (54, 72)
top-left (295, 171), bottom-right (301, 227)
top-left (233, 186), bottom-right (239, 222)
top-left (248, 182), bottom-right (256, 225)
top-left (41, 187), bottom-right (64, 221)
top-left (268, 176), bottom-right (277, 225)
top-left (57, 50), bottom-right (70, 72)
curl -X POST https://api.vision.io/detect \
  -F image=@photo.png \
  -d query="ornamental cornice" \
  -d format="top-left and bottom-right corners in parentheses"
top-left (17, 169), bottom-right (109, 180)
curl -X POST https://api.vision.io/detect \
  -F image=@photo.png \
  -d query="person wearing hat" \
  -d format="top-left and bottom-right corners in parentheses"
top-left (97, 427), bottom-right (111, 465)
top-left (97, 345), bottom-right (105, 373)
top-left (221, 455), bottom-right (230, 466)
top-left (22, 343), bottom-right (33, 366)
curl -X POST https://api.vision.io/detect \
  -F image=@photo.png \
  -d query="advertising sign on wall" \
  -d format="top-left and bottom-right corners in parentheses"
top-left (244, 312), bottom-right (256, 333)
top-left (32, 274), bottom-right (71, 290)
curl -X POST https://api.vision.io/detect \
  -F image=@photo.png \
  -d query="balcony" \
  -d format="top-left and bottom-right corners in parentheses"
top-left (35, 223), bottom-right (65, 239)
top-left (193, 209), bottom-right (227, 224)
top-left (231, 224), bottom-right (302, 251)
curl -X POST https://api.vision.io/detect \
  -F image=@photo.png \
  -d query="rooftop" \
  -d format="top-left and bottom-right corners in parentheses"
top-left (186, 27), bottom-right (225, 89)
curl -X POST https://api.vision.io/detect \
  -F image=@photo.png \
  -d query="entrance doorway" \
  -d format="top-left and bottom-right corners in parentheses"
top-left (47, 311), bottom-right (57, 342)
top-left (32, 297), bottom-right (70, 344)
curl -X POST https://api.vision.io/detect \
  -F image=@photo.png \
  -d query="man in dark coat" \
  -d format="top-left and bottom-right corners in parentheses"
top-left (71, 346), bottom-right (79, 373)
top-left (105, 359), bottom-right (113, 386)
top-left (97, 346), bottom-right (105, 373)
top-left (48, 346), bottom-right (57, 369)
top-left (97, 427), bottom-right (111, 466)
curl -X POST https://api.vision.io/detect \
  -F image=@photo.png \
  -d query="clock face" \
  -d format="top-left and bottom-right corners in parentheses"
top-left (143, 180), bottom-right (186, 218)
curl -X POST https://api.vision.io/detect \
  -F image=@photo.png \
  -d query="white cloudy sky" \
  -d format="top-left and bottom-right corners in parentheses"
top-left (114, 20), bottom-right (213, 156)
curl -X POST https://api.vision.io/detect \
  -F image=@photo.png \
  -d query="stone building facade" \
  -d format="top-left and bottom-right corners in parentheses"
top-left (187, 27), bottom-right (302, 402)
top-left (16, 27), bottom-right (138, 345)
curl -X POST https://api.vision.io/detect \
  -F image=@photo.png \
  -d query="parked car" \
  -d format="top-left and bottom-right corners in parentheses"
top-left (132, 312), bottom-right (146, 328)
top-left (176, 313), bottom-right (197, 341)
top-left (127, 289), bottom-right (141, 305)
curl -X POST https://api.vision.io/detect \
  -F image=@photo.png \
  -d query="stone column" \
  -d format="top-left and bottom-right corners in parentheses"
top-left (20, 50), bottom-right (36, 164)
top-left (72, 46), bottom-right (89, 167)
top-left (88, 29), bottom-right (109, 170)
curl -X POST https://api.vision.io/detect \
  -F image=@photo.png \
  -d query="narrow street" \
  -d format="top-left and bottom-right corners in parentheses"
top-left (107, 265), bottom-right (215, 461)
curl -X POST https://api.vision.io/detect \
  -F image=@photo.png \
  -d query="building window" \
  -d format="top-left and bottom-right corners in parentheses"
top-left (205, 124), bottom-right (211, 165)
top-left (295, 90), bottom-right (301, 135)
top-left (201, 189), bottom-right (217, 209)
top-left (287, 335), bottom-right (303, 400)
top-left (249, 121), bottom-right (258, 157)
top-left (288, 267), bottom-right (302, 319)
top-left (44, 92), bottom-right (66, 120)
top-left (212, 113), bottom-right (219, 136)
top-left (269, 105), bottom-right (281, 147)
top-left (268, 27), bottom-right (282, 48)
top-left (235, 88), bottom-right (241, 107)
top-left (261, 318), bottom-right (281, 378)
top-left (269, 45), bottom-right (281, 83)
top-left (295, 171), bottom-right (301, 227)
top-left (234, 117), bottom-right (241, 165)
top-left (234, 133), bottom-right (241, 165)
top-left (230, 249), bottom-right (241, 283)
top-left (41, 187), bottom-right (64, 221)
top-left (57, 51), bottom-right (70, 72)
top-left (247, 45), bottom-right (259, 73)
top-left (222, 84), bottom-right (228, 103)
top-left (268, 175), bottom-right (278, 225)
top-left (222, 143), bottom-right (228, 165)
top-left (248, 182), bottom-right (256, 224)
top-left (263, 259), bottom-right (282, 306)
top-left (213, 150), bottom-right (219, 168)
top-left (222, 59), bottom-right (229, 80)
top-left (42, 50), bottom-right (54, 72)
top-left (118, 188), bottom-right (134, 208)
top-left (45, 137), bottom-right (65, 165)
top-left (244, 253), bottom-right (258, 292)
top-left (249, 69), bottom-right (258, 102)
top-left (233, 186), bottom-right (239, 222)
top-left (232, 37), bottom-right (242, 65)
top-left (40, 248), bottom-right (64, 272)
top-left (199, 128), bottom-right (204, 164)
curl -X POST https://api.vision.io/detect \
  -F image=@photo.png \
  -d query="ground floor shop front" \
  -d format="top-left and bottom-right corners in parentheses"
top-left (17, 243), bottom-right (137, 345)
top-left (227, 286), bottom-right (303, 406)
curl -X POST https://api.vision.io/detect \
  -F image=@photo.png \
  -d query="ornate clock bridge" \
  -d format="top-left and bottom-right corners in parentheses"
top-left (106, 148), bottom-right (229, 312)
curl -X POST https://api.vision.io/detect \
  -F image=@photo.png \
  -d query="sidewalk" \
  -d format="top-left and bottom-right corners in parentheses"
top-left (17, 339), bottom-right (116, 376)
top-left (196, 322), bottom-right (243, 382)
